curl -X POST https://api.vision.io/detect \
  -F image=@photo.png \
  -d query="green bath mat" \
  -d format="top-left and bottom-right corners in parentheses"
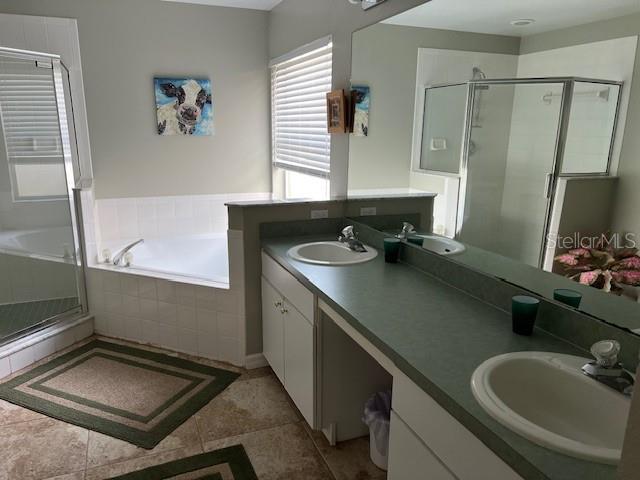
top-left (109, 445), bottom-right (258, 479)
top-left (0, 339), bottom-right (239, 449)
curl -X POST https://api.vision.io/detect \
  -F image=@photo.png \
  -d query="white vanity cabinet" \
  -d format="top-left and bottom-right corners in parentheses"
top-left (388, 411), bottom-right (456, 480)
top-left (389, 371), bottom-right (523, 480)
top-left (261, 252), bottom-right (315, 426)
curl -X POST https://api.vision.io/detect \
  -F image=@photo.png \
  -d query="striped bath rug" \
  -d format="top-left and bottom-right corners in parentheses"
top-left (109, 445), bottom-right (258, 479)
top-left (0, 339), bottom-right (239, 448)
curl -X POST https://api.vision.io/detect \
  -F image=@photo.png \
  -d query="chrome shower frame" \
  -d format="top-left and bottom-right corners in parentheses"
top-left (446, 76), bottom-right (623, 268)
top-left (0, 46), bottom-right (88, 346)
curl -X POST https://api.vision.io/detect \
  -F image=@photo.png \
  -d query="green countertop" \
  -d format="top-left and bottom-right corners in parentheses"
top-left (262, 235), bottom-right (618, 480)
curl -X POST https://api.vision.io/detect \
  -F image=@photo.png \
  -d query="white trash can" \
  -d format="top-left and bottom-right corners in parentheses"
top-left (363, 390), bottom-right (392, 471)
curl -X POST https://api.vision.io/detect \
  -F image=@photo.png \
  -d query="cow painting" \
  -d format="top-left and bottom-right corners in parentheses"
top-left (154, 77), bottom-right (213, 136)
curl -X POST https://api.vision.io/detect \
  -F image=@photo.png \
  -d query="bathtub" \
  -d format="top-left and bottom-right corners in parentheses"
top-left (0, 227), bottom-right (76, 263)
top-left (97, 233), bottom-right (229, 287)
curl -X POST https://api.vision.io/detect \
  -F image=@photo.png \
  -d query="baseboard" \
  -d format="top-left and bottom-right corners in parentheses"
top-left (245, 353), bottom-right (268, 369)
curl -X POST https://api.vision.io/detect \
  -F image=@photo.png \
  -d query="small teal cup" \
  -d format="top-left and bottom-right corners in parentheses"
top-left (384, 238), bottom-right (401, 263)
top-left (554, 289), bottom-right (582, 308)
top-left (511, 295), bottom-right (540, 336)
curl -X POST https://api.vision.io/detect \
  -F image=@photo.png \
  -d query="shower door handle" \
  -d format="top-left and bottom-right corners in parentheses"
top-left (543, 173), bottom-right (554, 198)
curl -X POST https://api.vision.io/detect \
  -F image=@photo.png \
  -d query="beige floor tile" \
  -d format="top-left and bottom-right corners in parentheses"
top-left (86, 417), bottom-right (201, 468)
top-left (42, 473), bottom-right (85, 480)
top-left (0, 400), bottom-right (45, 427)
top-left (195, 374), bottom-right (300, 443)
top-left (306, 427), bottom-right (386, 480)
top-left (237, 366), bottom-right (273, 382)
top-left (0, 417), bottom-right (88, 480)
top-left (204, 422), bottom-right (334, 480)
top-left (85, 445), bottom-right (203, 480)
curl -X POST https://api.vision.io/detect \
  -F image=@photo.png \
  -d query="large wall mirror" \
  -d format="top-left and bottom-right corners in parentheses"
top-left (347, 0), bottom-right (640, 334)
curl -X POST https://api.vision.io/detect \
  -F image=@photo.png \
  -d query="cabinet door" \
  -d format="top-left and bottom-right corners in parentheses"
top-left (261, 278), bottom-right (285, 384)
top-left (283, 300), bottom-right (315, 426)
top-left (388, 411), bottom-right (456, 480)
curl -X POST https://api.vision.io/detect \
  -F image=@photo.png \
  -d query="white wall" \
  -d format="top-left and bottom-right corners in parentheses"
top-left (0, 0), bottom-right (271, 200)
top-left (347, 24), bottom-right (519, 194)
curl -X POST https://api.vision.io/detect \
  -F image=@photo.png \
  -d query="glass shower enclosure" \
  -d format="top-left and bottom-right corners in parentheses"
top-left (0, 47), bottom-right (87, 346)
top-left (421, 77), bottom-right (622, 268)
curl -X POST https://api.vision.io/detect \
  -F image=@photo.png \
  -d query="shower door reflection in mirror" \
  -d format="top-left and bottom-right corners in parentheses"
top-left (458, 81), bottom-right (566, 268)
top-left (0, 50), bottom-right (82, 344)
top-left (346, 1), bottom-right (640, 335)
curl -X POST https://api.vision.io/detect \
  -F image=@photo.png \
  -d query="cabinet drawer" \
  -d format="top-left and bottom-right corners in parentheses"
top-left (262, 251), bottom-right (314, 321)
top-left (388, 411), bottom-right (456, 480)
top-left (393, 371), bottom-right (523, 480)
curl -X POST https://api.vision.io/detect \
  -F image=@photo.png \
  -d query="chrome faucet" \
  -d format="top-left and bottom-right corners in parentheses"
top-left (112, 239), bottom-right (144, 266)
top-left (582, 340), bottom-right (634, 396)
top-left (396, 222), bottom-right (416, 240)
top-left (338, 226), bottom-right (367, 253)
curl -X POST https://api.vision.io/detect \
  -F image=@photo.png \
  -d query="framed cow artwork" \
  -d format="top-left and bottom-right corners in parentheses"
top-left (154, 77), bottom-right (213, 136)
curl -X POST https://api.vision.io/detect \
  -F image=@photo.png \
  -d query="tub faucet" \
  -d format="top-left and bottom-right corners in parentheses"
top-left (338, 226), bottom-right (367, 253)
top-left (582, 340), bottom-right (634, 396)
top-left (113, 239), bottom-right (144, 266)
top-left (396, 222), bottom-right (416, 240)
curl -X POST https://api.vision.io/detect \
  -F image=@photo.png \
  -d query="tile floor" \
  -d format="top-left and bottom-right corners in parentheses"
top-left (0, 336), bottom-right (386, 480)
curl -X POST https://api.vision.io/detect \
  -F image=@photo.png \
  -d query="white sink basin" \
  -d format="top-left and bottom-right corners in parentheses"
top-left (416, 234), bottom-right (465, 256)
top-left (287, 241), bottom-right (377, 265)
top-left (471, 352), bottom-right (631, 464)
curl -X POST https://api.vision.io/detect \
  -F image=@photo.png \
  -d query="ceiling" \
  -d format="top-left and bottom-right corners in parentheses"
top-left (161, 0), bottom-right (282, 10)
top-left (383, 0), bottom-right (640, 36)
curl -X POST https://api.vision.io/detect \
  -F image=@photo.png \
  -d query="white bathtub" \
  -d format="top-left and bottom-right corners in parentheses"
top-left (98, 233), bottom-right (229, 287)
top-left (0, 227), bottom-right (76, 263)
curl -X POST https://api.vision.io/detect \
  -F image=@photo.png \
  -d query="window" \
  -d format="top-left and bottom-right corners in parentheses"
top-left (285, 170), bottom-right (330, 200)
top-left (270, 37), bottom-right (332, 199)
top-left (0, 63), bottom-right (67, 201)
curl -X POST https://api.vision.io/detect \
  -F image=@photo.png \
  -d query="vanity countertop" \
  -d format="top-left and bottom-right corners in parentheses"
top-left (262, 235), bottom-right (619, 480)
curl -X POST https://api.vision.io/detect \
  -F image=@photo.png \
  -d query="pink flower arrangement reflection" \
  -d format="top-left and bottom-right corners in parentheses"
top-left (554, 237), bottom-right (640, 295)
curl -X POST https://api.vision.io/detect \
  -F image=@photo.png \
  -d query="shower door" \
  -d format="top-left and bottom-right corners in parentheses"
top-left (456, 80), bottom-right (569, 268)
top-left (0, 48), bottom-right (84, 344)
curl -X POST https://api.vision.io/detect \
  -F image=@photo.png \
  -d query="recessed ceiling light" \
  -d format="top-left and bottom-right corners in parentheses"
top-left (510, 18), bottom-right (536, 26)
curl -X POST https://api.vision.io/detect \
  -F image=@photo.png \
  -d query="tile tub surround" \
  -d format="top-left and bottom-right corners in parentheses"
top-left (86, 266), bottom-right (246, 367)
top-left (262, 234), bottom-right (634, 480)
top-left (0, 316), bottom-right (94, 379)
top-left (93, 193), bottom-right (271, 246)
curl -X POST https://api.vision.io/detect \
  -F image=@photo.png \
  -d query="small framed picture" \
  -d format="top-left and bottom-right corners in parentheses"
top-left (326, 89), bottom-right (347, 134)
top-left (350, 86), bottom-right (370, 137)
top-left (155, 77), bottom-right (213, 136)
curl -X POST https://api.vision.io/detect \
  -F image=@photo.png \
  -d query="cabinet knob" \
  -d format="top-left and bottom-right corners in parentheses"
top-left (274, 301), bottom-right (283, 308)
top-left (281, 307), bottom-right (288, 314)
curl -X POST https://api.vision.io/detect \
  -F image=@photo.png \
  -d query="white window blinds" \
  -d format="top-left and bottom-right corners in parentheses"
top-left (0, 62), bottom-right (66, 200)
top-left (271, 38), bottom-right (332, 178)
top-left (0, 68), bottom-right (62, 162)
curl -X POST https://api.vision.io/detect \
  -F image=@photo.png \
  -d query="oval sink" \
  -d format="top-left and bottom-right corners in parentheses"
top-left (287, 241), bottom-right (377, 265)
top-left (471, 352), bottom-right (630, 464)
top-left (416, 234), bottom-right (465, 256)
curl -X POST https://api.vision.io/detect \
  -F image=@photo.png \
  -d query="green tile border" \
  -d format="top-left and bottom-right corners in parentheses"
top-left (108, 445), bottom-right (259, 480)
top-left (29, 352), bottom-right (204, 423)
top-left (0, 340), bottom-right (240, 449)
